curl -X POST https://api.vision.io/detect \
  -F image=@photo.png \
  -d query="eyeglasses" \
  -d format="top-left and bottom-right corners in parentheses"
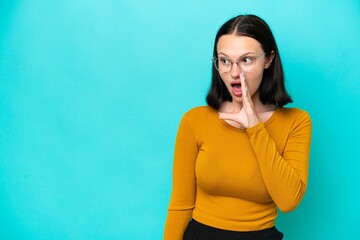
top-left (212, 53), bottom-right (267, 73)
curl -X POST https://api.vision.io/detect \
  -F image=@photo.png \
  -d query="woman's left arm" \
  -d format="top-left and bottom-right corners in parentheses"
top-left (247, 113), bottom-right (312, 212)
top-left (219, 72), bottom-right (312, 211)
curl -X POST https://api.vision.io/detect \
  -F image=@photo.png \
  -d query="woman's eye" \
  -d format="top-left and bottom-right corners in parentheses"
top-left (219, 57), bottom-right (230, 65)
top-left (241, 56), bottom-right (255, 64)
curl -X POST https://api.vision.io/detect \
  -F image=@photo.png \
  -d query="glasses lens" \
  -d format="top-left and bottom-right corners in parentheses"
top-left (213, 54), bottom-right (263, 73)
top-left (213, 57), bottom-right (230, 73)
top-left (240, 56), bottom-right (257, 72)
top-left (213, 58), bottom-right (220, 71)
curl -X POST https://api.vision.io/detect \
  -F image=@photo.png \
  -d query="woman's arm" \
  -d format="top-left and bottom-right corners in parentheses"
top-left (247, 112), bottom-right (312, 212)
top-left (164, 114), bottom-right (198, 240)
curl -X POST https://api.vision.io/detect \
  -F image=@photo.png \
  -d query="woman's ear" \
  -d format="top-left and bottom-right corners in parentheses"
top-left (264, 51), bottom-right (275, 69)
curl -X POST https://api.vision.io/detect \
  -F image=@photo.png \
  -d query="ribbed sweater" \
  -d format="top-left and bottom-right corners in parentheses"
top-left (164, 106), bottom-right (312, 240)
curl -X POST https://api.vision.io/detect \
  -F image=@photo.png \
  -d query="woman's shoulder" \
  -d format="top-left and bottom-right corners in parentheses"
top-left (184, 106), bottom-right (215, 116)
top-left (276, 107), bottom-right (311, 124)
top-left (181, 106), bottom-right (216, 122)
top-left (278, 107), bottom-right (310, 117)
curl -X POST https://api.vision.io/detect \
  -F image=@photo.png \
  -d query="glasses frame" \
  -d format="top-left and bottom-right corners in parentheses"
top-left (212, 52), bottom-right (267, 73)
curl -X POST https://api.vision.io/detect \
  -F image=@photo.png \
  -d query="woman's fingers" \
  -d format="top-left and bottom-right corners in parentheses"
top-left (241, 72), bottom-right (250, 109)
top-left (240, 71), bottom-right (260, 127)
top-left (218, 112), bottom-right (236, 121)
top-left (219, 108), bottom-right (248, 127)
top-left (241, 71), bottom-right (247, 93)
top-left (241, 71), bottom-right (255, 114)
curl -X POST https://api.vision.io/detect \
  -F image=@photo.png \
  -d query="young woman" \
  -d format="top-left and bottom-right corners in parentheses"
top-left (164, 14), bottom-right (312, 240)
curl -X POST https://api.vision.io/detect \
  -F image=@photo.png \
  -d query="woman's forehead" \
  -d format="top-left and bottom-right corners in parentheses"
top-left (217, 35), bottom-right (262, 56)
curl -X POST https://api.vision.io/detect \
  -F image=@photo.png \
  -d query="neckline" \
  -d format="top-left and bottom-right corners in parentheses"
top-left (217, 107), bottom-right (281, 132)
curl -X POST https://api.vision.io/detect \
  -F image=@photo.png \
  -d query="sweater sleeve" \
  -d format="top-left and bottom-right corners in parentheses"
top-left (246, 111), bottom-right (312, 212)
top-left (164, 114), bottom-right (198, 240)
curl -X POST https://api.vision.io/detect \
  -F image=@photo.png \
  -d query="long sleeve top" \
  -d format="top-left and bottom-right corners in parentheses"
top-left (164, 106), bottom-right (312, 240)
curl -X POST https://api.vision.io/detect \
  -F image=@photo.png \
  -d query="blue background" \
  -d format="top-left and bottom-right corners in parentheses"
top-left (1, 0), bottom-right (359, 239)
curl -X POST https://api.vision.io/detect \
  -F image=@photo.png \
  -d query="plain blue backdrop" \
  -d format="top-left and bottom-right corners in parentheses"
top-left (1, 0), bottom-right (359, 239)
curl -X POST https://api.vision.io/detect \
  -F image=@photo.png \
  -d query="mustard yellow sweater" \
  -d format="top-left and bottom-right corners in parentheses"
top-left (164, 106), bottom-right (312, 239)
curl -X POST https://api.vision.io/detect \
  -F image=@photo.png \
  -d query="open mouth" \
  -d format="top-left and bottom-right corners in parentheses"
top-left (230, 82), bottom-right (242, 97)
top-left (231, 82), bottom-right (241, 89)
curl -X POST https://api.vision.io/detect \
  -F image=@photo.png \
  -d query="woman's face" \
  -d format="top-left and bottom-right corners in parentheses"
top-left (216, 34), bottom-right (272, 103)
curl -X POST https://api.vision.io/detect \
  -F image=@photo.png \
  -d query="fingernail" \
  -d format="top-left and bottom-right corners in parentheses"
top-left (241, 71), bottom-right (246, 80)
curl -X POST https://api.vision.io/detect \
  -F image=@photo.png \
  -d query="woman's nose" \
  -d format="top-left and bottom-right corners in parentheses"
top-left (230, 62), bottom-right (241, 78)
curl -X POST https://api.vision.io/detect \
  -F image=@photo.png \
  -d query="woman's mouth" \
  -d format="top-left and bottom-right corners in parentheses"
top-left (231, 82), bottom-right (242, 96)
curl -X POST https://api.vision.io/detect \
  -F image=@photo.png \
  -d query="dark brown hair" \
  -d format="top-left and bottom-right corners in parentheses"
top-left (206, 14), bottom-right (292, 109)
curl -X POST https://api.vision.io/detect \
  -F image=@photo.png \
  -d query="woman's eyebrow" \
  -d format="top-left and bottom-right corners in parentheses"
top-left (217, 51), bottom-right (255, 58)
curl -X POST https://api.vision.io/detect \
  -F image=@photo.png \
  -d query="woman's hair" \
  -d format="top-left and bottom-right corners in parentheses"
top-left (206, 14), bottom-right (292, 109)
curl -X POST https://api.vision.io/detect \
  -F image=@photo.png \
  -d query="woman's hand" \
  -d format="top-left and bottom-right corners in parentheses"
top-left (219, 71), bottom-right (261, 129)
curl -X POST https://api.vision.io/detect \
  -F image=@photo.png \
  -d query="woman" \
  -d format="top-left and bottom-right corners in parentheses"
top-left (164, 14), bottom-right (312, 240)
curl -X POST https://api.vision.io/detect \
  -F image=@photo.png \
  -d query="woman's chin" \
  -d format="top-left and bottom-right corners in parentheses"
top-left (231, 96), bottom-right (243, 103)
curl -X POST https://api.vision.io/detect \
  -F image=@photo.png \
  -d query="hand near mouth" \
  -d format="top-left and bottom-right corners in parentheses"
top-left (218, 71), bottom-right (261, 129)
